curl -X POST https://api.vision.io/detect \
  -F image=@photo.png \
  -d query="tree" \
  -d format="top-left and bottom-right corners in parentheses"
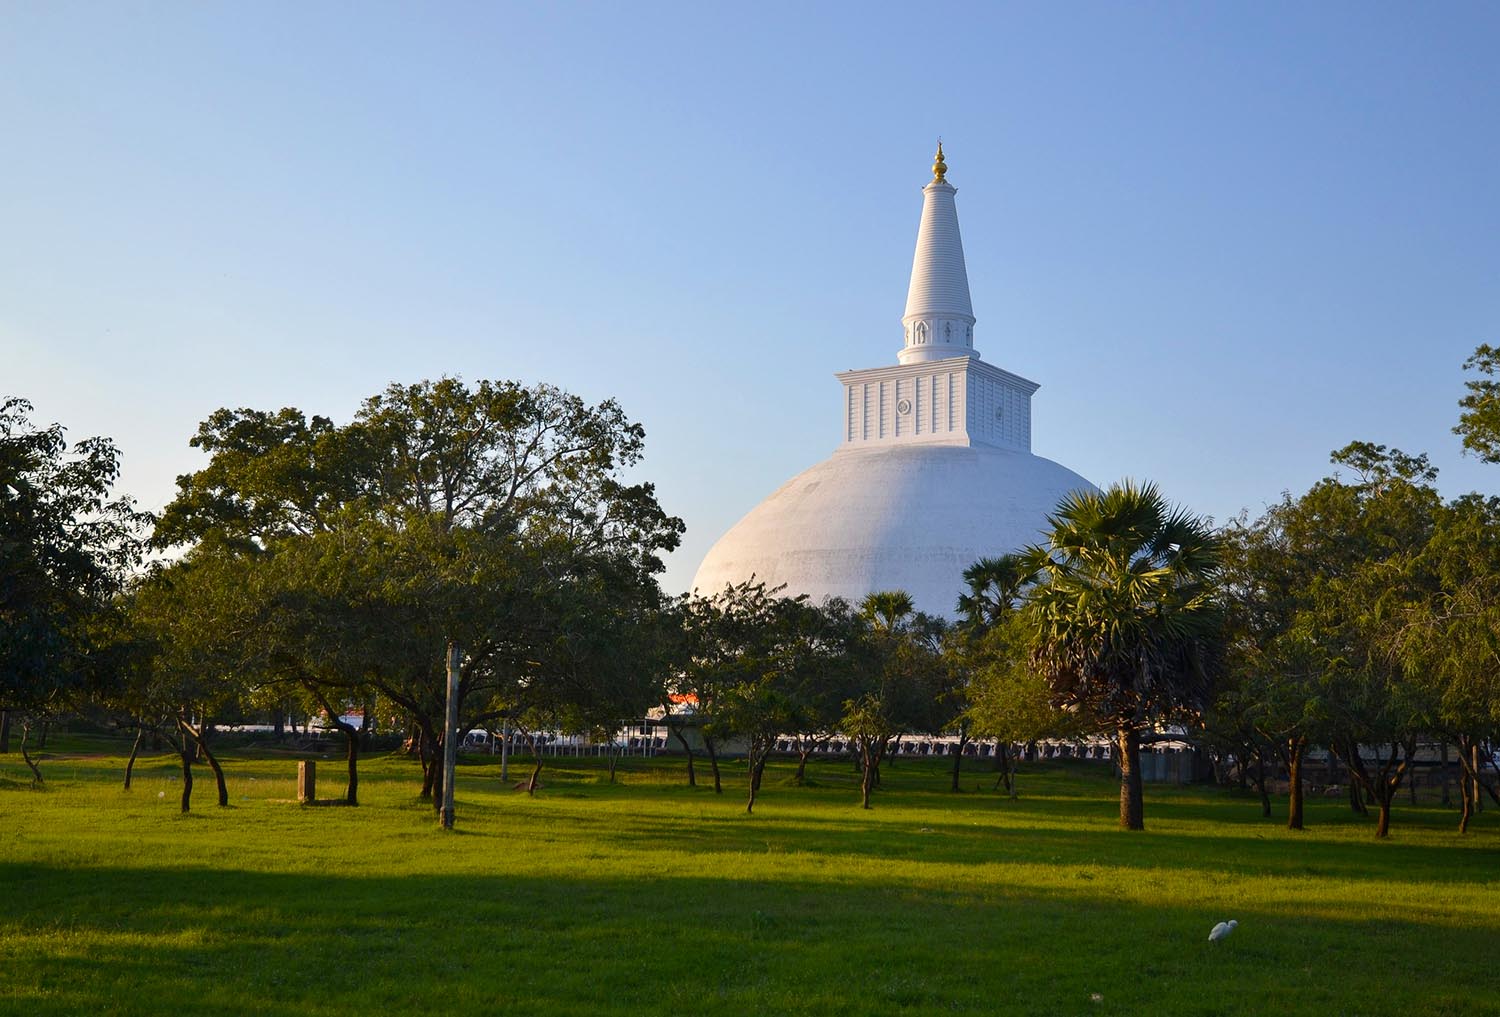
top-left (953, 553), bottom-right (1061, 796)
top-left (676, 580), bottom-right (780, 796)
top-left (128, 549), bottom-right (260, 811)
top-left (778, 598), bottom-right (864, 786)
top-left (1215, 510), bottom-right (1330, 829)
top-left (1023, 481), bottom-right (1225, 830)
top-left (1454, 344), bottom-right (1500, 463)
top-left (1391, 493), bottom-right (1500, 832)
top-left (1299, 444), bottom-right (1441, 838)
top-left (153, 379), bottom-right (683, 822)
top-left (710, 589), bottom-right (861, 813)
top-left (0, 398), bottom-right (148, 782)
top-left (841, 591), bottom-right (944, 809)
top-left (961, 613), bottom-right (1081, 798)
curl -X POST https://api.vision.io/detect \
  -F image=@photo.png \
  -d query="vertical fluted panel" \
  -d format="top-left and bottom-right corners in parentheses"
top-left (903, 181), bottom-right (974, 320)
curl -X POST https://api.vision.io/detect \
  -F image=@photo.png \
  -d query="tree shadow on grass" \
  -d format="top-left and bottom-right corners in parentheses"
top-left (585, 785), bottom-right (1499, 893)
top-left (1, 862), bottom-right (1495, 1017)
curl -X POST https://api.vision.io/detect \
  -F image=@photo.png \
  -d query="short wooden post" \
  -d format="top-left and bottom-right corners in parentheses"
top-left (298, 760), bottom-right (316, 803)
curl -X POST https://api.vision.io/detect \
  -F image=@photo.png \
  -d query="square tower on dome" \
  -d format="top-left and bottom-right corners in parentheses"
top-left (835, 142), bottom-right (1039, 454)
top-left (835, 357), bottom-right (1038, 452)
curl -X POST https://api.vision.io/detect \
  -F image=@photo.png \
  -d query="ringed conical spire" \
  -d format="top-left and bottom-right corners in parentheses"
top-left (901, 142), bottom-right (976, 365)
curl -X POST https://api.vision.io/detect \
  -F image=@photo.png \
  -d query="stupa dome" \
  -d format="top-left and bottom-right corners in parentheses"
top-left (692, 145), bottom-right (1095, 617)
top-left (692, 444), bottom-right (1093, 617)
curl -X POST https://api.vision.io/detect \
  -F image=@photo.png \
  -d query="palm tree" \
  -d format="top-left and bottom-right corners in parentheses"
top-left (957, 554), bottom-right (1034, 630)
top-left (860, 590), bottom-right (914, 633)
top-left (1024, 481), bottom-right (1224, 830)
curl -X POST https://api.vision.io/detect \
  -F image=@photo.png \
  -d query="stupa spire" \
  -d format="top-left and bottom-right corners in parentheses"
top-left (900, 142), bottom-right (977, 365)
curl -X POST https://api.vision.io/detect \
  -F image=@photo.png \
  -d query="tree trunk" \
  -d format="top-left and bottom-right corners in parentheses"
top-left (341, 723), bottom-right (359, 805)
top-left (950, 733), bottom-right (969, 792)
top-left (273, 705), bottom-right (286, 743)
top-left (1439, 742), bottom-right (1452, 807)
top-left (359, 696), bottom-right (374, 750)
top-left (183, 720), bottom-right (230, 808)
top-left (175, 731), bottom-right (194, 813)
top-left (1117, 724), bottom-right (1144, 830)
top-left (746, 738), bottom-right (769, 814)
top-left (1337, 742), bottom-right (1371, 816)
top-left (1368, 742), bottom-right (1413, 840)
top-left (416, 719), bottom-right (438, 800)
top-left (669, 724), bottom-right (696, 787)
top-left (794, 748), bottom-right (809, 786)
top-left (38, 721), bottom-right (48, 749)
top-left (859, 740), bottom-right (877, 810)
top-left (430, 734), bottom-right (445, 812)
top-left (308, 687), bottom-right (359, 806)
top-left (704, 735), bottom-right (722, 795)
top-left (0, 710), bottom-right (10, 753)
top-left (1287, 737), bottom-right (1305, 830)
top-left (1456, 736), bottom-right (1483, 832)
top-left (1253, 749), bottom-right (1271, 818)
top-left (1472, 743), bottom-right (1484, 813)
top-left (124, 723), bottom-right (145, 790)
top-left (19, 721), bottom-right (43, 785)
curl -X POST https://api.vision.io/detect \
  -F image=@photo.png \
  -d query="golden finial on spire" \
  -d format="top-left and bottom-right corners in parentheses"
top-left (932, 139), bottom-right (947, 183)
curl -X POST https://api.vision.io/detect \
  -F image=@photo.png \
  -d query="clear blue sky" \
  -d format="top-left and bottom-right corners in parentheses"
top-left (4, 2), bottom-right (1498, 593)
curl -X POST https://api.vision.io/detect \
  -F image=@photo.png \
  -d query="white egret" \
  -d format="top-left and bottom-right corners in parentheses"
top-left (1208, 920), bottom-right (1238, 942)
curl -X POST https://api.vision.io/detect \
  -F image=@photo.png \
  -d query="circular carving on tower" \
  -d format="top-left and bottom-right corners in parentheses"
top-left (897, 398), bottom-right (912, 415)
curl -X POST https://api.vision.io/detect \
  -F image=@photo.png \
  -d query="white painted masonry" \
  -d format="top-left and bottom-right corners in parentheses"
top-left (692, 147), bottom-right (1094, 617)
top-left (899, 173), bottom-right (977, 365)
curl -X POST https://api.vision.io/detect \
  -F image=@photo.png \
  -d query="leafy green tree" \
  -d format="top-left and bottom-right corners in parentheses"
top-left (778, 597), bottom-right (865, 786)
top-left (953, 553), bottom-right (1062, 796)
top-left (0, 398), bottom-right (148, 781)
top-left (1214, 510), bottom-right (1330, 828)
top-left (153, 379), bottom-right (682, 820)
top-left (1454, 344), bottom-right (1500, 463)
top-left (1391, 493), bottom-right (1500, 831)
top-left (1023, 482), bottom-right (1225, 831)
top-left (961, 613), bottom-right (1082, 797)
top-left (676, 580), bottom-right (781, 795)
top-left (127, 548), bottom-right (261, 810)
top-left (842, 591), bottom-right (945, 809)
top-left (1293, 444), bottom-right (1441, 838)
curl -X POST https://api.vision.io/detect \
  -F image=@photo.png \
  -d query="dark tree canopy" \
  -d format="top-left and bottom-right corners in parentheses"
top-left (143, 378), bottom-right (683, 814)
top-left (1, 397), bottom-right (149, 717)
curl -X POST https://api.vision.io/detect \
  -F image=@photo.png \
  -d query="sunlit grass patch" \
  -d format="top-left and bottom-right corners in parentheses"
top-left (1, 738), bottom-right (1497, 1016)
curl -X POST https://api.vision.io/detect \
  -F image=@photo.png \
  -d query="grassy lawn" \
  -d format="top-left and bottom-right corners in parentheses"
top-left (2, 736), bottom-right (1497, 1016)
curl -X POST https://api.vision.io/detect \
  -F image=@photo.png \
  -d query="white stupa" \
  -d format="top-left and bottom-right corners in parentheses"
top-left (692, 144), bottom-right (1095, 617)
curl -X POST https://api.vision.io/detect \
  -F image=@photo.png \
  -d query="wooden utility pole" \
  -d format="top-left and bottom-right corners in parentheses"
top-left (440, 641), bottom-right (461, 829)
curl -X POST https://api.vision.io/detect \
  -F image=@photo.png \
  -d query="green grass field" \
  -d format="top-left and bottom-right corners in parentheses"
top-left (2, 737), bottom-right (1497, 1017)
